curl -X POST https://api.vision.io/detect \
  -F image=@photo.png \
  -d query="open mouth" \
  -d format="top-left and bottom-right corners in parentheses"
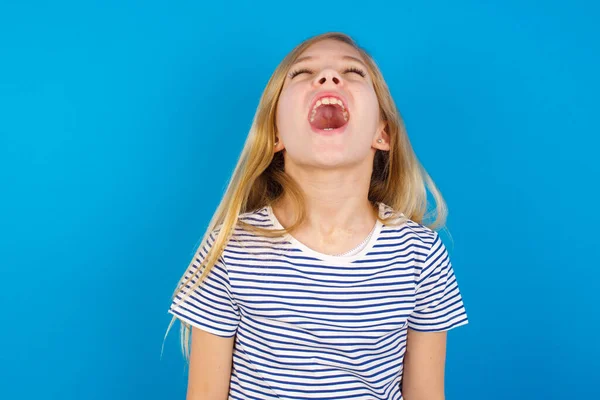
top-left (308, 96), bottom-right (349, 131)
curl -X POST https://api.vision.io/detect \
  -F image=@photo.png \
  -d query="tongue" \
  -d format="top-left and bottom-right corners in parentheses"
top-left (310, 105), bottom-right (347, 130)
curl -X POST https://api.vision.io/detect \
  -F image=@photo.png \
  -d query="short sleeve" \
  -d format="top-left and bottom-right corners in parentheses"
top-left (168, 234), bottom-right (240, 337)
top-left (408, 232), bottom-right (469, 332)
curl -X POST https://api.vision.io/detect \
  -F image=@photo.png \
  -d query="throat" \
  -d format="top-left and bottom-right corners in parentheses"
top-left (310, 104), bottom-right (348, 130)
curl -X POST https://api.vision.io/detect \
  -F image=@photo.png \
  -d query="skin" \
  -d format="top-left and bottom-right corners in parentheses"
top-left (186, 39), bottom-right (448, 400)
top-left (273, 39), bottom-right (390, 254)
top-left (186, 328), bottom-right (234, 400)
top-left (402, 329), bottom-right (448, 400)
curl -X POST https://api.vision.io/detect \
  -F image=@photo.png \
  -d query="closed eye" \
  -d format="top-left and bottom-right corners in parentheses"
top-left (288, 68), bottom-right (313, 79)
top-left (344, 67), bottom-right (366, 77)
top-left (288, 66), bottom-right (366, 79)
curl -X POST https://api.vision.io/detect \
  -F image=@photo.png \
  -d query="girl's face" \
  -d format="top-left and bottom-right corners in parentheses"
top-left (275, 39), bottom-right (388, 168)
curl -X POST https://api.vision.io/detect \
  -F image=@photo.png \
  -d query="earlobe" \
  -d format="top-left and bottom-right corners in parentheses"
top-left (274, 136), bottom-right (284, 152)
top-left (374, 138), bottom-right (390, 151)
top-left (374, 124), bottom-right (391, 151)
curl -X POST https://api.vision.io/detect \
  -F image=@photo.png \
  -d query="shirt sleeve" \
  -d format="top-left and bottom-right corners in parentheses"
top-left (408, 232), bottom-right (469, 332)
top-left (168, 233), bottom-right (240, 338)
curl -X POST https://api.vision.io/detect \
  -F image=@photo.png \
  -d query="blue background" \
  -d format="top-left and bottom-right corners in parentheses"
top-left (1, 1), bottom-right (598, 399)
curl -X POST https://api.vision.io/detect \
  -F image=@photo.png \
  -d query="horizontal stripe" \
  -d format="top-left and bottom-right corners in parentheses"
top-left (169, 202), bottom-right (468, 399)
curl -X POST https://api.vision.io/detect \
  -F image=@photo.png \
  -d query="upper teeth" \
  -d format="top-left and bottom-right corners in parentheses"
top-left (310, 97), bottom-right (349, 123)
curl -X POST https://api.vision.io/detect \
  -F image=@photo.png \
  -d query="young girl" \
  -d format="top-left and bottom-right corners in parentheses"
top-left (167, 32), bottom-right (468, 400)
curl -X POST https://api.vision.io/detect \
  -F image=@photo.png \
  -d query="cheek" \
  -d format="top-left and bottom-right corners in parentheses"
top-left (276, 90), bottom-right (302, 128)
top-left (364, 89), bottom-right (382, 123)
top-left (353, 90), bottom-right (380, 125)
top-left (277, 89), bottom-right (291, 112)
top-left (275, 96), bottom-right (289, 128)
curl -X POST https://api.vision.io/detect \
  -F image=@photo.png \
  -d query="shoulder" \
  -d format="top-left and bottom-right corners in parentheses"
top-left (378, 202), bottom-right (440, 254)
top-left (206, 206), bottom-right (273, 240)
top-left (216, 206), bottom-right (282, 260)
top-left (198, 206), bottom-right (273, 257)
top-left (237, 205), bottom-right (273, 229)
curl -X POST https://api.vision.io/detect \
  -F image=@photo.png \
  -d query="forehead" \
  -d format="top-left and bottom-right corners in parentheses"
top-left (296, 39), bottom-right (365, 63)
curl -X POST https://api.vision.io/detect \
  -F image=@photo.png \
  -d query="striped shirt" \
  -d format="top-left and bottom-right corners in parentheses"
top-left (169, 202), bottom-right (468, 399)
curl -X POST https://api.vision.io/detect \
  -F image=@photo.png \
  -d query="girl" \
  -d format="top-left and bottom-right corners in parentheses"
top-left (167, 32), bottom-right (468, 400)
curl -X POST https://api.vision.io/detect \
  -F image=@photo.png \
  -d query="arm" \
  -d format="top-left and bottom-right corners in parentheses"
top-left (187, 327), bottom-right (235, 400)
top-left (402, 328), bottom-right (447, 400)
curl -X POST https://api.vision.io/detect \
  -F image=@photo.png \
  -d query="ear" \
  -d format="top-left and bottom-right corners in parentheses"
top-left (274, 136), bottom-right (285, 153)
top-left (373, 121), bottom-right (391, 151)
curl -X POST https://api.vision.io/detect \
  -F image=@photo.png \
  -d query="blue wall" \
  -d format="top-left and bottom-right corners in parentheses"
top-left (1, 1), bottom-right (598, 399)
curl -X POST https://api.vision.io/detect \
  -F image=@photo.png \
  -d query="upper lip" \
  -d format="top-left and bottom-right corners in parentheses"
top-left (308, 91), bottom-right (349, 113)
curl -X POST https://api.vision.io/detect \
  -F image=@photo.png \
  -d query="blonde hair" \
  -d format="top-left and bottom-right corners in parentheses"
top-left (164, 32), bottom-right (449, 360)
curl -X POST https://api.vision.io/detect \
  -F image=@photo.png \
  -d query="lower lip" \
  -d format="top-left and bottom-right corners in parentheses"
top-left (308, 121), bottom-right (349, 136)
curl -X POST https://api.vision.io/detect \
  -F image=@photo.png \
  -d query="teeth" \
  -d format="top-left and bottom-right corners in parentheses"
top-left (311, 97), bottom-right (345, 112)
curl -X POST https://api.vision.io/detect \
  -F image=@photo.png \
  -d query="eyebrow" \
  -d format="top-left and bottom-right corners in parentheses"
top-left (291, 55), bottom-right (368, 69)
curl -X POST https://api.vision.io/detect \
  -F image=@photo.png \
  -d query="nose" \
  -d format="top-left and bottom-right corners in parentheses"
top-left (313, 68), bottom-right (342, 86)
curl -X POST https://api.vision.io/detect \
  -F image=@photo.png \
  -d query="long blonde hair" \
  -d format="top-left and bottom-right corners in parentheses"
top-left (165, 32), bottom-right (449, 360)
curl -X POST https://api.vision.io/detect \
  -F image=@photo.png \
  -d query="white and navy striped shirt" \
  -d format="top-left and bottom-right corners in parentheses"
top-left (169, 202), bottom-right (468, 399)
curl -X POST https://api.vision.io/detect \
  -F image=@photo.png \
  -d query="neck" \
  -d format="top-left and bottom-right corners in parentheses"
top-left (273, 158), bottom-right (378, 236)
